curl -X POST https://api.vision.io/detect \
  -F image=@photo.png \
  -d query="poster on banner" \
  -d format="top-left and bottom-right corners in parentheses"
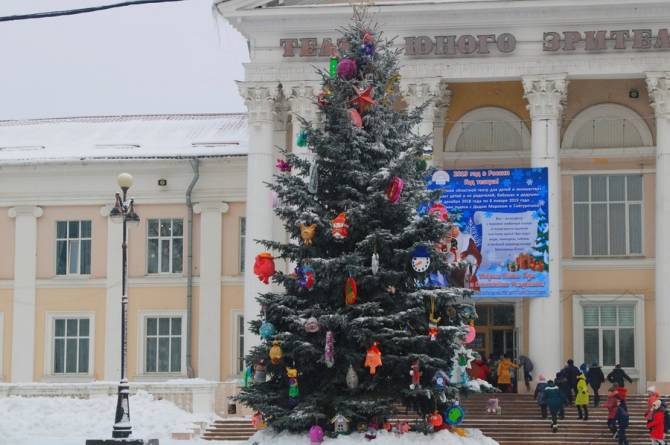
top-left (427, 168), bottom-right (549, 298)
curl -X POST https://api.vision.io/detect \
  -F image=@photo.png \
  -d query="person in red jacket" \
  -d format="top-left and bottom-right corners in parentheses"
top-left (606, 386), bottom-right (619, 434)
top-left (646, 399), bottom-right (666, 445)
top-left (468, 353), bottom-right (491, 381)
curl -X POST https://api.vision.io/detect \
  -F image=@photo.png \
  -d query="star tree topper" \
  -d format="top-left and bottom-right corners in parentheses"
top-left (350, 85), bottom-right (377, 112)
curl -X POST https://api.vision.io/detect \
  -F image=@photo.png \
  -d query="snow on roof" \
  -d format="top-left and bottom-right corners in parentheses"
top-left (0, 113), bottom-right (248, 164)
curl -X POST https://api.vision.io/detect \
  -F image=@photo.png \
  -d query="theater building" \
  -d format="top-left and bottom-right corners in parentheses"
top-left (216, 0), bottom-right (670, 393)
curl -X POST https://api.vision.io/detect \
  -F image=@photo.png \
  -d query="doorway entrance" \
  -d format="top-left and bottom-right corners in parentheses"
top-left (471, 304), bottom-right (517, 360)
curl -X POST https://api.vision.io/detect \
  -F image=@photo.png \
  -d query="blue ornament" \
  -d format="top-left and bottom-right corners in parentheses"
top-left (432, 369), bottom-right (449, 391)
top-left (428, 271), bottom-right (448, 287)
top-left (259, 321), bottom-right (276, 340)
top-left (444, 404), bottom-right (465, 426)
top-left (411, 245), bottom-right (431, 273)
top-left (363, 43), bottom-right (375, 56)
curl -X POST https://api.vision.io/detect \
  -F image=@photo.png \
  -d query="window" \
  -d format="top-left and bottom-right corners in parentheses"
top-left (573, 175), bottom-right (643, 256)
top-left (144, 316), bottom-right (183, 373)
top-left (239, 217), bottom-right (246, 273)
top-left (583, 304), bottom-right (635, 368)
top-left (236, 314), bottom-right (245, 374)
top-left (446, 107), bottom-right (531, 152)
top-left (53, 317), bottom-right (90, 374)
top-left (147, 219), bottom-right (183, 274)
top-left (56, 220), bottom-right (91, 275)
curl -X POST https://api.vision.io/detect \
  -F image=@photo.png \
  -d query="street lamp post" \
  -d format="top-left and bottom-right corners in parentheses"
top-left (87, 173), bottom-right (156, 445)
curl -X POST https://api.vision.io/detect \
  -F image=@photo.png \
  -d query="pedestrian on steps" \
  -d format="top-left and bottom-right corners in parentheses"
top-left (606, 386), bottom-right (619, 434)
top-left (543, 379), bottom-right (566, 433)
top-left (561, 359), bottom-right (580, 404)
top-left (645, 386), bottom-right (661, 421)
top-left (497, 353), bottom-right (518, 393)
top-left (588, 361), bottom-right (605, 407)
top-left (607, 363), bottom-right (633, 388)
top-left (647, 399), bottom-right (667, 445)
top-left (534, 374), bottom-right (548, 419)
top-left (575, 373), bottom-right (589, 420)
top-left (615, 397), bottom-right (631, 445)
top-left (518, 354), bottom-right (534, 391)
top-left (555, 371), bottom-right (569, 418)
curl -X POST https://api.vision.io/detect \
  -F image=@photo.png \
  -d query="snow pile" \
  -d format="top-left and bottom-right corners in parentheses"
top-left (0, 390), bottom-right (215, 444)
top-left (465, 378), bottom-right (495, 392)
top-left (248, 429), bottom-right (499, 445)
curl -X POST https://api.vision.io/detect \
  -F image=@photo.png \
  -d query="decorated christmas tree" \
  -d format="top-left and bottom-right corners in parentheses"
top-left (238, 12), bottom-right (479, 436)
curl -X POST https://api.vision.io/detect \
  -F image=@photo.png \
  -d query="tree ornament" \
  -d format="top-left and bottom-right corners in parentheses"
top-left (269, 341), bottom-right (283, 364)
top-left (385, 176), bottom-right (404, 204)
top-left (336, 58), bottom-right (357, 80)
top-left (316, 88), bottom-right (332, 108)
top-left (362, 31), bottom-right (374, 44)
top-left (428, 324), bottom-right (439, 341)
top-left (286, 366), bottom-right (300, 406)
top-left (444, 403), bottom-right (465, 426)
top-left (344, 275), bottom-right (357, 305)
top-left (450, 345), bottom-right (475, 385)
top-left (364, 421), bottom-right (378, 440)
top-left (324, 330), bottom-right (335, 367)
top-left (429, 412), bottom-right (443, 427)
top-left (304, 317), bottom-right (320, 333)
top-left (295, 264), bottom-right (316, 290)
top-left (308, 160), bottom-right (319, 194)
top-left (330, 414), bottom-right (350, 434)
top-left (299, 223), bottom-right (317, 246)
top-left (253, 360), bottom-right (267, 383)
top-left (371, 252), bottom-right (380, 275)
top-left (411, 245), bottom-right (431, 273)
top-left (364, 341), bottom-right (382, 375)
top-left (432, 369), bottom-right (449, 391)
top-left (329, 56), bottom-right (339, 77)
top-left (464, 320), bottom-right (476, 344)
top-left (259, 321), bottom-right (276, 340)
top-left (296, 128), bottom-right (308, 147)
top-left (428, 271), bottom-right (448, 287)
top-left (386, 285), bottom-right (396, 295)
top-left (331, 212), bottom-right (349, 239)
top-left (362, 43), bottom-right (375, 57)
top-left (409, 359), bottom-right (421, 389)
top-left (309, 425), bottom-right (324, 444)
top-left (252, 411), bottom-right (266, 430)
top-left (253, 252), bottom-right (275, 284)
top-left (428, 202), bottom-right (449, 221)
top-left (276, 159), bottom-right (292, 173)
top-left (347, 108), bottom-right (363, 128)
top-left (346, 364), bottom-right (359, 389)
top-left (243, 364), bottom-right (253, 387)
top-left (350, 85), bottom-right (377, 112)
top-left (428, 295), bottom-right (441, 341)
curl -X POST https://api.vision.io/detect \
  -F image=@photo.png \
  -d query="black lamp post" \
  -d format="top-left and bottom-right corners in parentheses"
top-left (87, 173), bottom-right (156, 445)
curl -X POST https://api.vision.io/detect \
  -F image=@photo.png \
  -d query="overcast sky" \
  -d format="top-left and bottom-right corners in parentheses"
top-left (0, 0), bottom-right (249, 120)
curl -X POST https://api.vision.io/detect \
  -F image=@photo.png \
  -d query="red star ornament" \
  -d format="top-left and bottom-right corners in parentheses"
top-left (350, 85), bottom-right (377, 113)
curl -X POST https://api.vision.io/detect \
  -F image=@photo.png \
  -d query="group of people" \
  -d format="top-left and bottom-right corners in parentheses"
top-left (468, 352), bottom-right (533, 393)
top-left (532, 359), bottom-right (669, 445)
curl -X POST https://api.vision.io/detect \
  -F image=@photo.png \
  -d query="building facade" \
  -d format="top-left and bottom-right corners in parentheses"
top-left (217, 0), bottom-right (670, 393)
top-left (0, 115), bottom-right (249, 403)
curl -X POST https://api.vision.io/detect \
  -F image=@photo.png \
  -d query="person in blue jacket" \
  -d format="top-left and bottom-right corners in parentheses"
top-left (534, 374), bottom-right (548, 419)
top-left (614, 397), bottom-right (630, 445)
top-left (543, 379), bottom-right (566, 433)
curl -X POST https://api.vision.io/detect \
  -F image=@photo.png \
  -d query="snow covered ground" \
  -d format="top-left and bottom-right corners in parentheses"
top-left (0, 390), bottom-right (219, 445)
top-left (246, 429), bottom-right (499, 445)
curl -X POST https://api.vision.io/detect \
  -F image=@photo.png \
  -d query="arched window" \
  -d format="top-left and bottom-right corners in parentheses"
top-left (563, 104), bottom-right (653, 149)
top-left (446, 107), bottom-right (530, 152)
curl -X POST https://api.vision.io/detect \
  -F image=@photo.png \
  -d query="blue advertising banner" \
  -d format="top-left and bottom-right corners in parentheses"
top-left (427, 168), bottom-right (549, 298)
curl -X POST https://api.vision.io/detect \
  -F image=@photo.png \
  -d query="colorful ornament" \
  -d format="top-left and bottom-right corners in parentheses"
top-left (253, 252), bottom-right (275, 284)
top-left (350, 85), bottom-right (377, 112)
top-left (259, 321), bottom-right (276, 340)
top-left (429, 412), bottom-right (443, 427)
top-left (295, 264), bottom-right (316, 290)
top-left (432, 369), bottom-right (449, 391)
top-left (385, 176), bottom-right (404, 204)
top-left (308, 160), bottom-right (318, 194)
top-left (362, 43), bottom-right (375, 57)
top-left (269, 341), bottom-right (283, 365)
top-left (276, 159), bottom-right (292, 173)
top-left (428, 324), bottom-right (439, 341)
top-left (444, 404), bottom-right (465, 426)
top-left (371, 252), bottom-right (380, 275)
top-left (346, 364), bottom-right (359, 389)
top-left (286, 366), bottom-right (299, 406)
top-left (243, 365), bottom-right (253, 387)
top-left (409, 359), bottom-right (421, 389)
top-left (348, 108), bottom-right (362, 127)
top-left (329, 56), bottom-right (339, 77)
top-left (364, 342), bottom-right (382, 375)
top-left (252, 411), bottom-right (266, 430)
top-left (253, 360), bottom-right (267, 383)
top-left (464, 321), bottom-right (476, 344)
top-left (411, 245), bottom-right (431, 273)
top-left (336, 58), bottom-right (357, 80)
top-left (324, 330), bottom-right (335, 367)
top-left (365, 421), bottom-right (378, 440)
top-left (309, 425), bottom-right (324, 444)
top-left (428, 202), bottom-right (449, 221)
top-left (344, 276), bottom-right (357, 305)
top-left (428, 271), bottom-right (447, 287)
top-left (331, 414), bottom-right (350, 434)
top-left (304, 317), bottom-right (320, 333)
top-left (362, 31), bottom-right (374, 44)
top-left (299, 223), bottom-right (317, 246)
top-left (316, 88), bottom-right (332, 108)
top-left (296, 128), bottom-right (308, 147)
top-left (450, 345), bottom-right (475, 385)
top-left (331, 212), bottom-right (349, 239)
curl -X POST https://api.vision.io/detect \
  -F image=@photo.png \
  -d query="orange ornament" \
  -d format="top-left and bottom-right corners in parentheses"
top-left (429, 412), bottom-right (443, 427)
top-left (364, 342), bottom-right (382, 375)
top-left (345, 276), bottom-right (358, 305)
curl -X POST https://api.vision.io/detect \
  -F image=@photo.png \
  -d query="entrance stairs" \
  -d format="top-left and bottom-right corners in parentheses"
top-left (203, 393), bottom-right (653, 444)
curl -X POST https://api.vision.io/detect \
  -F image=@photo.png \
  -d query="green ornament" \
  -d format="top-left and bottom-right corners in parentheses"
top-left (289, 386), bottom-right (299, 397)
top-left (329, 56), bottom-right (338, 77)
top-left (296, 128), bottom-right (308, 147)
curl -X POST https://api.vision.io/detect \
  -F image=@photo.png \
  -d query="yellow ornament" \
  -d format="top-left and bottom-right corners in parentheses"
top-left (300, 223), bottom-right (317, 246)
top-left (269, 340), bottom-right (283, 365)
top-left (454, 427), bottom-right (467, 437)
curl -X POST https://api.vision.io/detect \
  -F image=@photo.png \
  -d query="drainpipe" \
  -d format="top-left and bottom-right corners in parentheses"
top-left (186, 158), bottom-right (200, 378)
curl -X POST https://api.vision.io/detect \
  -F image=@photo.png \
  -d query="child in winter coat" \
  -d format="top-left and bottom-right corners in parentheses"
top-left (645, 386), bottom-right (661, 421)
top-left (606, 386), bottom-right (619, 433)
top-left (543, 379), bottom-right (566, 433)
top-left (575, 373), bottom-right (589, 420)
top-left (534, 374), bottom-right (548, 419)
top-left (615, 397), bottom-right (630, 445)
top-left (646, 399), bottom-right (666, 445)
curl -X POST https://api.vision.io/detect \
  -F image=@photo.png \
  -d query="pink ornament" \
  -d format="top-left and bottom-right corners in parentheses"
top-left (465, 323), bottom-right (476, 344)
top-left (429, 202), bottom-right (449, 221)
top-left (309, 425), bottom-right (324, 444)
top-left (324, 331), bottom-right (335, 368)
top-left (385, 176), bottom-right (404, 204)
top-left (362, 32), bottom-right (374, 44)
top-left (275, 159), bottom-right (292, 173)
top-left (336, 58), bottom-right (357, 80)
top-left (348, 108), bottom-right (362, 128)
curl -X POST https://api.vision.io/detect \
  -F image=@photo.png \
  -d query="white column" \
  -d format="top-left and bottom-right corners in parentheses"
top-left (522, 74), bottom-right (568, 382)
top-left (193, 201), bottom-right (229, 381)
top-left (646, 72), bottom-right (670, 384)
top-left (101, 206), bottom-right (123, 381)
top-left (401, 79), bottom-right (450, 159)
top-left (287, 83), bottom-right (320, 160)
top-left (238, 82), bottom-right (276, 354)
top-left (8, 205), bottom-right (42, 382)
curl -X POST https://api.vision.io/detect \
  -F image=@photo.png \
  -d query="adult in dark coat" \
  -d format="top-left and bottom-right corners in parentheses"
top-left (614, 398), bottom-right (630, 445)
top-left (588, 362), bottom-right (606, 407)
top-left (561, 359), bottom-right (581, 403)
top-left (543, 380), bottom-right (566, 432)
top-left (555, 371), bottom-right (570, 414)
top-left (607, 364), bottom-right (633, 388)
top-left (534, 374), bottom-right (548, 419)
